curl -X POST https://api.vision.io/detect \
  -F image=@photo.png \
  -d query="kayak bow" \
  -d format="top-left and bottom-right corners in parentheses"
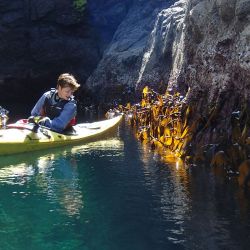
top-left (0, 115), bottom-right (123, 155)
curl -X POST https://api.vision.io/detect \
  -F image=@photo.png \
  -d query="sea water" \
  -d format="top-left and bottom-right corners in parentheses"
top-left (0, 122), bottom-right (250, 250)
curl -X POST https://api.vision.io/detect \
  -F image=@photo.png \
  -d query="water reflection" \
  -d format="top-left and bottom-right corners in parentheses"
top-left (70, 138), bottom-right (124, 157)
top-left (138, 142), bottom-right (191, 244)
top-left (0, 163), bottom-right (35, 185)
top-left (137, 140), bottom-right (250, 248)
top-left (0, 138), bottom-right (124, 218)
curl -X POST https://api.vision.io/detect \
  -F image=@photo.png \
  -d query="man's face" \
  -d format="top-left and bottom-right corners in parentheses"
top-left (58, 86), bottom-right (74, 100)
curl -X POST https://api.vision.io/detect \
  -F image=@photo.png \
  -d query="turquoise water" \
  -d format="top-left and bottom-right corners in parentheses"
top-left (0, 122), bottom-right (250, 250)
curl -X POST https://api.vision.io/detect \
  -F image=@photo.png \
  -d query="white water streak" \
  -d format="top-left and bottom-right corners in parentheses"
top-left (136, 13), bottom-right (161, 88)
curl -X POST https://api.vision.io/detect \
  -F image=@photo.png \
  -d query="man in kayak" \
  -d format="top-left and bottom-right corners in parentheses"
top-left (30, 73), bottom-right (80, 133)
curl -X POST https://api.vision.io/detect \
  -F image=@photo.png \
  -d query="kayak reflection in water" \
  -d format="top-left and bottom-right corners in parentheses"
top-left (0, 138), bottom-right (124, 216)
top-left (30, 73), bottom-right (81, 133)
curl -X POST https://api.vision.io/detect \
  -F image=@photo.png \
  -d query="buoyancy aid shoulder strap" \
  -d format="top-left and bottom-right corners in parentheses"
top-left (50, 88), bottom-right (58, 102)
top-left (44, 88), bottom-right (56, 102)
top-left (50, 88), bottom-right (56, 93)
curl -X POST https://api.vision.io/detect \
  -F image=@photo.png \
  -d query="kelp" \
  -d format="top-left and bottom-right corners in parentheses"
top-left (107, 86), bottom-right (250, 187)
top-left (117, 86), bottom-right (195, 159)
top-left (111, 86), bottom-right (250, 170)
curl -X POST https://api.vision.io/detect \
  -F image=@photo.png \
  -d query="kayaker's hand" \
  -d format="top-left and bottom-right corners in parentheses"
top-left (37, 117), bottom-right (50, 126)
top-left (28, 116), bottom-right (34, 123)
top-left (28, 116), bottom-right (49, 125)
top-left (28, 116), bottom-right (43, 124)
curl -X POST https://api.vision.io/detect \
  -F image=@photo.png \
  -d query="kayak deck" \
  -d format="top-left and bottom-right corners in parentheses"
top-left (0, 115), bottom-right (123, 155)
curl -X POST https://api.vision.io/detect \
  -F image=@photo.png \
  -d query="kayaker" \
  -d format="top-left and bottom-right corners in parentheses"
top-left (30, 73), bottom-right (80, 133)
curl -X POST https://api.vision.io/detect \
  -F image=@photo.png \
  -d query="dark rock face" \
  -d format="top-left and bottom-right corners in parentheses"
top-left (0, 0), bottom-right (131, 103)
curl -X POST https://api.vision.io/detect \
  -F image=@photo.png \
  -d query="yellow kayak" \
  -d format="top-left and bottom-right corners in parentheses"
top-left (0, 115), bottom-right (123, 155)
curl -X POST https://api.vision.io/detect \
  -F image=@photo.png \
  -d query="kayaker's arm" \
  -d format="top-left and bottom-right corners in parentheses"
top-left (31, 92), bottom-right (48, 116)
top-left (42, 101), bottom-right (77, 132)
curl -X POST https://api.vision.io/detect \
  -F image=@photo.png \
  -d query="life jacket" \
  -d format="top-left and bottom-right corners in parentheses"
top-left (42, 89), bottom-right (77, 127)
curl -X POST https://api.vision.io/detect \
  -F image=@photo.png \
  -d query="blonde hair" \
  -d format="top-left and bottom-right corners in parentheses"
top-left (57, 73), bottom-right (80, 91)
